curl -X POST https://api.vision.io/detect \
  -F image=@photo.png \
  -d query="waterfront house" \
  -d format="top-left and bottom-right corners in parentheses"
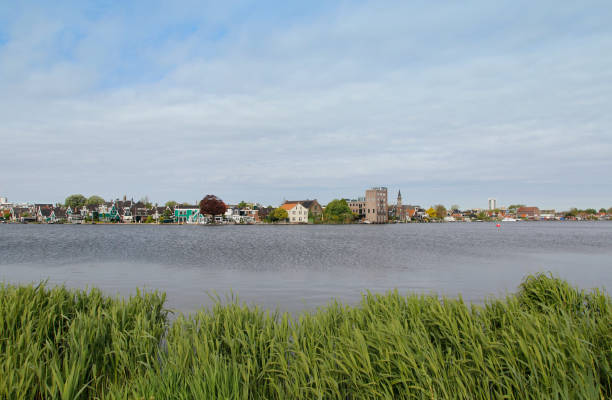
top-left (36, 204), bottom-right (54, 223)
top-left (284, 200), bottom-right (323, 219)
top-left (174, 205), bottom-right (204, 223)
top-left (66, 206), bottom-right (84, 223)
top-left (131, 202), bottom-right (149, 223)
top-left (517, 206), bottom-right (540, 220)
top-left (258, 206), bottom-right (274, 221)
top-left (10, 206), bottom-right (35, 222)
top-left (52, 207), bottom-right (67, 223)
top-left (280, 202), bottom-right (309, 223)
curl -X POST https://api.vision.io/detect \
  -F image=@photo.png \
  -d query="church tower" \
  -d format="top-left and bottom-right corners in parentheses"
top-left (397, 190), bottom-right (404, 221)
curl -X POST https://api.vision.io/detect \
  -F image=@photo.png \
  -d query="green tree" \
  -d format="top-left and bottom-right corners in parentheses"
top-left (1, 210), bottom-right (10, 220)
top-left (162, 209), bottom-right (173, 222)
top-left (450, 204), bottom-right (460, 212)
top-left (269, 208), bottom-right (288, 222)
top-left (599, 208), bottom-right (606, 213)
top-left (508, 204), bottom-right (525, 212)
top-left (476, 211), bottom-right (490, 221)
top-left (86, 195), bottom-right (105, 206)
top-left (607, 207), bottom-right (612, 215)
top-left (165, 201), bottom-right (177, 208)
top-left (238, 201), bottom-right (248, 209)
top-left (65, 194), bottom-right (87, 209)
top-left (584, 208), bottom-right (597, 215)
top-left (434, 205), bottom-right (447, 220)
top-left (323, 199), bottom-right (353, 223)
top-left (145, 215), bottom-right (154, 223)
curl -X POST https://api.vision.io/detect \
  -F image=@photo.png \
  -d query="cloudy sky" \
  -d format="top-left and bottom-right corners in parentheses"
top-left (1, 1), bottom-right (611, 209)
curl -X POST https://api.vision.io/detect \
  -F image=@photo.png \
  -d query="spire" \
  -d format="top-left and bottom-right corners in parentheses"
top-left (397, 190), bottom-right (402, 200)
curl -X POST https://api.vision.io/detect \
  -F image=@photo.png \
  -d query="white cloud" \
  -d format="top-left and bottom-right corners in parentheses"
top-left (0, 1), bottom-right (611, 209)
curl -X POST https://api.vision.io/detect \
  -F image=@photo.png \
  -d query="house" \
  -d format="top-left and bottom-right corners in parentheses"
top-left (11, 206), bottom-right (36, 222)
top-left (174, 205), bottom-right (204, 224)
top-left (284, 200), bottom-right (323, 219)
top-left (131, 202), bottom-right (149, 223)
top-left (66, 206), bottom-right (84, 223)
top-left (258, 206), bottom-right (274, 221)
top-left (36, 204), bottom-right (54, 223)
top-left (52, 207), bottom-right (67, 223)
top-left (517, 206), bottom-right (540, 220)
top-left (280, 202), bottom-right (309, 223)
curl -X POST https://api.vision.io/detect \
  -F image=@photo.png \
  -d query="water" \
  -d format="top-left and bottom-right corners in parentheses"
top-left (1, 222), bottom-right (611, 314)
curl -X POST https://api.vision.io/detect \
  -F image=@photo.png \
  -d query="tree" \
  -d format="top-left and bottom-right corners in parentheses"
top-left (426, 207), bottom-right (436, 219)
top-left (162, 208), bottom-right (173, 222)
top-left (476, 211), bottom-right (490, 221)
top-left (269, 207), bottom-right (288, 222)
top-left (599, 208), bottom-right (606, 213)
top-left (323, 199), bottom-right (353, 223)
top-left (508, 204), bottom-right (525, 212)
top-left (434, 205), bottom-right (447, 220)
top-left (584, 208), bottom-right (597, 215)
top-left (199, 195), bottom-right (227, 224)
top-left (1, 210), bottom-right (9, 220)
top-left (145, 215), bottom-right (154, 223)
top-left (65, 194), bottom-right (87, 209)
top-left (450, 204), bottom-right (460, 212)
top-left (165, 201), bottom-right (177, 208)
top-left (238, 201), bottom-right (249, 209)
top-left (86, 195), bottom-right (105, 206)
top-left (139, 196), bottom-right (152, 208)
top-left (607, 207), bottom-right (612, 215)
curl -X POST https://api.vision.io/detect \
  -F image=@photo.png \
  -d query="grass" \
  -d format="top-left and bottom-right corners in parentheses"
top-left (1, 274), bottom-right (611, 399)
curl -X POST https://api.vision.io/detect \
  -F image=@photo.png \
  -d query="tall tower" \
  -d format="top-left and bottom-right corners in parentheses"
top-left (488, 198), bottom-right (497, 210)
top-left (397, 190), bottom-right (403, 221)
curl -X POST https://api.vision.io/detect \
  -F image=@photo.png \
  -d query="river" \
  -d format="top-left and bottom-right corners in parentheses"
top-left (1, 222), bottom-right (610, 313)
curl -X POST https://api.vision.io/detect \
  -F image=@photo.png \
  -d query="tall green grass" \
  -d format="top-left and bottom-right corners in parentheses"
top-left (1, 274), bottom-right (611, 399)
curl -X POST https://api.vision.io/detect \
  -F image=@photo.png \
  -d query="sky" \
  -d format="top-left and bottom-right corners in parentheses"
top-left (1, 1), bottom-right (611, 210)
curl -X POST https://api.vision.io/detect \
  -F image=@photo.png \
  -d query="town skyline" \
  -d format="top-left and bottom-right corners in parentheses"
top-left (1, 190), bottom-right (610, 217)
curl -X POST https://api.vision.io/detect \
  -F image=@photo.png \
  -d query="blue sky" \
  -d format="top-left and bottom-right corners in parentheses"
top-left (1, 1), bottom-right (611, 209)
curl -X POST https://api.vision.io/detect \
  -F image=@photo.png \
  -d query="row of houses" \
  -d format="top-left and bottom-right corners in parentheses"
top-left (3, 201), bottom-right (172, 224)
top-left (2, 193), bottom-right (609, 224)
top-left (173, 200), bottom-right (323, 224)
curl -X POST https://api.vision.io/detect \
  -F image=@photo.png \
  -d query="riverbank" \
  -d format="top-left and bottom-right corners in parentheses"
top-left (1, 274), bottom-right (610, 399)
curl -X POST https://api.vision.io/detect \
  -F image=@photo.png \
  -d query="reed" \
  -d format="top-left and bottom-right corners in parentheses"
top-left (1, 274), bottom-right (610, 399)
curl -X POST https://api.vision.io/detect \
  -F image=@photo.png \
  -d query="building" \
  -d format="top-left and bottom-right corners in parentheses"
top-left (348, 198), bottom-right (366, 220)
top-left (488, 198), bottom-right (497, 210)
top-left (174, 205), bottom-right (201, 223)
top-left (396, 190), bottom-right (404, 221)
top-left (365, 187), bottom-right (388, 223)
top-left (283, 200), bottom-right (323, 221)
top-left (279, 202), bottom-right (309, 223)
top-left (517, 206), bottom-right (540, 220)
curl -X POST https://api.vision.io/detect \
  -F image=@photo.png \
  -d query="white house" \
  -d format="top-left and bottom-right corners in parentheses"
top-left (280, 202), bottom-right (309, 223)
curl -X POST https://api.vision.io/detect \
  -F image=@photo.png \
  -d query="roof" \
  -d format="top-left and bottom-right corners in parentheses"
top-left (53, 208), bottom-right (67, 218)
top-left (279, 203), bottom-right (297, 211)
top-left (517, 206), bottom-right (540, 212)
top-left (285, 200), bottom-right (320, 209)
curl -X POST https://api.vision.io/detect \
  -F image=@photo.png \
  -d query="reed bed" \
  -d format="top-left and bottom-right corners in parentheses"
top-left (1, 274), bottom-right (611, 399)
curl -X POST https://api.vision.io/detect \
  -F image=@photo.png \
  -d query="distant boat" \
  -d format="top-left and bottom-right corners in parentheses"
top-left (502, 217), bottom-right (517, 222)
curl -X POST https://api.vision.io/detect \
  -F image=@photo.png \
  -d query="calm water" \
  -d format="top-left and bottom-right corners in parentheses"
top-left (1, 222), bottom-right (611, 314)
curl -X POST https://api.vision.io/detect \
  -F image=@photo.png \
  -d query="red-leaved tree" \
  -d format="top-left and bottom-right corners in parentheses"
top-left (199, 195), bottom-right (227, 224)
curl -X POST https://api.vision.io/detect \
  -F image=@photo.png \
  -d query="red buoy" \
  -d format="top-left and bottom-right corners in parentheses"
top-left (496, 223), bottom-right (501, 228)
